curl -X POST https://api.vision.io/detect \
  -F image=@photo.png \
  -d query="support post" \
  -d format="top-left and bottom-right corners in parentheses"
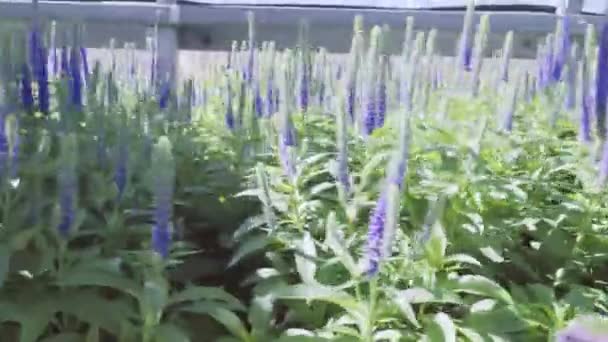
top-left (155, 0), bottom-right (179, 90)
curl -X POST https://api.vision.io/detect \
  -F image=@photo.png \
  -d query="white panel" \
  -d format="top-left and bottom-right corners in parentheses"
top-left (182, 0), bottom-right (562, 8)
top-left (582, 0), bottom-right (608, 14)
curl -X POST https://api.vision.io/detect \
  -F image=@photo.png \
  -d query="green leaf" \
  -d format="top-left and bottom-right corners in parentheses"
top-left (295, 232), bottom-right (317, 285)
top-left (228, 235), bottom-right (269, 268)
top-left (39, 333), bottom-right (82, 342)
top-left (465, 307), bottom-right (528, 334)
top-left (470, 299), bottom-right (497, 312)
top-left (234, 215), bottom-right (266, 240)
top-left (0, 244), bottom-right (9, 287)
top-left (140, 280), bottom-right (169, 326)
top-left (169, 286), bottom-right (245, 311)
top-left (56, 259), bottom-right (139, 297)
top-left (273, 284), bottom-right (367, 321)
top-left (391, 289), bottom-right (420, 328)
top-left (397, 287), bottom-right (435, 304)
top-left (248, 294), bottom-right (274, 334)
top-left (479, 247), bottom-right (504, 263)
top-left (358, 152), bottom-right (389, 191)
top-left (424, 222), bottom-right (447, 269)
top-left (374, 329), bottom-right (404, 342)
top-left (324, 212), bottom-right (359, 277)
top-left (153, 323), bottom-right (191, 342)
top-left (455, 275), bottom-right (513, 305)
top-left (58, 290), bottom-right (137, 335)
top-left (181, 304), bottom-right (251, 342)
top-left (445, 254), bottom-right (481, 267)
top-left (458, 327), bottom-right (485, 342)
top-left (428, 312), bottom-right (456, 342)
top-left (309, 182), bottom-right (335, 197)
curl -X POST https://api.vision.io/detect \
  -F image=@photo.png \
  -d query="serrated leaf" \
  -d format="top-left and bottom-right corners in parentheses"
top-left (229, 235), bottom-right (269, 268)
top-left (169, 286), bottom-right (245, 311)
top-left (234, 189), bottom-right (262, 199)
top-left (455, 275), bottom-right (513, 305)
top-left (234, 215), bottom-right (266, 240)
top-left (295, 232), bottom-right (317, 285)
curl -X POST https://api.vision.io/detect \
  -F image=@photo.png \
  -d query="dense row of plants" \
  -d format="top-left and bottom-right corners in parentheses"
top-left (1, 1), bottom-right (608, 341)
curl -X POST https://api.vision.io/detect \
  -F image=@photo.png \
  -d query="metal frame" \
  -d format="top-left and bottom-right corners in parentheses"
top-left (0, 0), bottom-right (605, 84)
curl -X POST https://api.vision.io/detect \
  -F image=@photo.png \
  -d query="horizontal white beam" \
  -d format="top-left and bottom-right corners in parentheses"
top-left (0, 0), bottom-right (603, 32)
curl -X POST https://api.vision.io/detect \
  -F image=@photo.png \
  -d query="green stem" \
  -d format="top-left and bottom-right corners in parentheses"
top-left (364, 278), bottom-right (378, 342)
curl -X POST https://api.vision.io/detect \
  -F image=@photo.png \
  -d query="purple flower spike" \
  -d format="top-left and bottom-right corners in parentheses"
top-left (363, 90), bottom-right (376, 135)
top-left (299, 69), bottom-right (309, 113)
top-left (20, 64), bottom-right (34, 112)
top-left (151, 137), bottom-right (175, 258)
top-left (556, 316), bottom-right (608, 342)
top-left (580, 95), bottom-right (592, 143)
top-left (57, 135), bottom-right (78, 238)
top-left (254, 83), bottom-right (263, 118)
top-left (552, 16), bottom-right (570, 83)
top-left (225, 83), bottom-right (235, 130)
top-left (152, 223), bottom-right (171, 259)
top-left (376, 80), bottom-right (387, 128)
top-left (364, 193), bottom-right (387, 276)
top-left (80, 47), bottom-right (90, 81)
top-left (69, 48), bottom-right (82, 110)
top-left (159, 81), bottom-right (171, 110)
top-left (347, 85), bottom-right (355, 121)
top-left (58, 186), bottom-right (75, 237)
top-left (115, 145), bottom-right (128, 198)
top-left (38, 47), bottom-right (50, 115)
top-left (266, 82), bottom-right (274, 117)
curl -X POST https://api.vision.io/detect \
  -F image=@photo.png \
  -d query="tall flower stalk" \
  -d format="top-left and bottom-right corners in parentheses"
top-left (277, 52), bottom-right (296, 180)
top-left (336, 94), bottom-right (350, 203)
top-left (115, 111), bottom-right (129, 199)
top-left (362, 26), bottom-right (381, 136)
top-left (57, 134), bottom-right (78, 238)
top-left (363, 109), bottom-right (411, 276)
top-left (471, 14), bottom-right (490, 97)
top-left (457, 0), bottom-right (476, 74)
top-left (151, 136), bottom-right (175, 258)
top-left (498, 31), bottom-right (513, 84)
top-left (345, 16), bottom-right (364, 122)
